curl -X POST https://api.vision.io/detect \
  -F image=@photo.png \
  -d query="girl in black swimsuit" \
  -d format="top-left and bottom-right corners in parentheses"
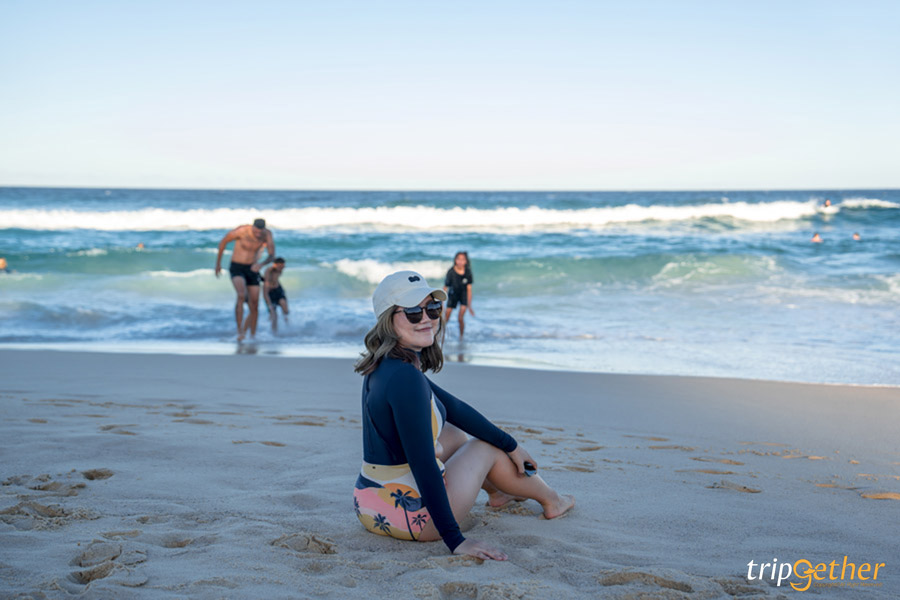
top-left (444, 251), bottom-right (475, 338)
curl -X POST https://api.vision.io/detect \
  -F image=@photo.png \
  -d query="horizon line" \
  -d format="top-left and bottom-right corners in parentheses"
top-left (2, 184), bottom-right (898, 194)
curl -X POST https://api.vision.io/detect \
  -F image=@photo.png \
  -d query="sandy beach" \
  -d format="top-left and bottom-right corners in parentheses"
top-left (1, 349), bottom-right (898, 599)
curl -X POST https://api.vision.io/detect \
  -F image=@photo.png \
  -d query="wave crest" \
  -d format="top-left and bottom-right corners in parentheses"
top-left (329, 259), bottom-right (447, 285)
top-left (840, 198), bottom-right (900, 209)
top-left (1, 201), bottom-right (824, 232)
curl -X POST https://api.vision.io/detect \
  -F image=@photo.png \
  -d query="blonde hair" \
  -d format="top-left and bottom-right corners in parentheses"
top-left (354, 303), bottom-right (444, 375)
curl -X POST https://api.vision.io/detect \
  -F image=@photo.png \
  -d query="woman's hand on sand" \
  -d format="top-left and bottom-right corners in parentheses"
top-left (507, 445), bottom-right (537, 475)
top-left (453, 538), bottom-right (508, 561)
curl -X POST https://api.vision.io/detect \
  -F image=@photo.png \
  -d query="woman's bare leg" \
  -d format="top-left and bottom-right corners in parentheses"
top-left (437, 425), bottom-right (522, 507)
top-left (418, 440), bottom-right (574, 542)
top-left (436, 423), bottom-right (467, 459)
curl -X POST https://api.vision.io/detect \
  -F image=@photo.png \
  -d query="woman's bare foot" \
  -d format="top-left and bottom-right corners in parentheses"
top-left (541, 494), bottom-right (575, 519)
top-left (485, 490), bottom-right (526, 508)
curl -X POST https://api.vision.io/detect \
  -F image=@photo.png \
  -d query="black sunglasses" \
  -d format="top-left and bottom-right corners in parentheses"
top-left (395, 301), bottom-right (443, 324)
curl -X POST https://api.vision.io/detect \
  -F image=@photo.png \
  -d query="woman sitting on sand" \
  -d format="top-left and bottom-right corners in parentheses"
top-left (353, 271), bottom-right (574, 560)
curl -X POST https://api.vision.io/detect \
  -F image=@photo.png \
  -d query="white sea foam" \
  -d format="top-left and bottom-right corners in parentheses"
top-left (756, 280), bottom-right (900, 306)
top-left (0, 272), bottom-right (43, 281)
top-left (0, 201), bottom-right (822, 232)
top-left (147, 269), bottom-right (213, 278)
top-left (67, 248), bottom-right (108, 257)
top-left (873, 273), bottom-right (900, 295)
top-left (650, 255), bottom-right (780, 289)
top-left (840, 198), bottom-right (900, 209)
top-left (330, 259), bottom-right (447, 285)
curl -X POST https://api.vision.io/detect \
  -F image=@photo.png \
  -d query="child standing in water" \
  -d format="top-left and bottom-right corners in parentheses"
top-left (263, 257), bottom-right (289, 332)
top-left (443, 252), bottom-right (474, 338)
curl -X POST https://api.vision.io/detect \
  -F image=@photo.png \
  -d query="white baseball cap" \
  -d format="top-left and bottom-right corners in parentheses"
top-left (372, 271), bottom-right (447, 318)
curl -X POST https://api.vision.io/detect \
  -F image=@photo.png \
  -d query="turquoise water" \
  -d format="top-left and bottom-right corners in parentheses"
top-left (1, 187), bottom-right (898, 385)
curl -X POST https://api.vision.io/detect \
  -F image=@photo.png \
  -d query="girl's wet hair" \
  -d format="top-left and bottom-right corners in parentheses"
top-left (454, 251), bottom-right (470, 268)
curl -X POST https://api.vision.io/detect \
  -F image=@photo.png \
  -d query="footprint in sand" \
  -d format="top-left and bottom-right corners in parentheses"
top-left (2, 474), bottom-right (32, 486)
top-left (71, 541), bottom-right (122, 570)
top-left (690, 456), bottom-right (744, 466)
top-left (68, 540), bottom-right (147, 587)
top-left (561, 464), bottom-right (595, 473)
top-left (231, 440), bottom-right (286, 447)
top-left (857, 473), bottom-right (900, 482)
top-left (599, 571), bottom-right (693, 592)
top-left (82, 468), bottom-right (114, 480)
top-left (99, 424), bottom-right (138, 435)
top-left (39, 398), bottom-right (80, 407)
top-left (101, 530), bottom-right (142, 539)
top-left (413, 581), bottom-right (546, 600)
top-left (676, 469), bottom-right (739, 475)
top-left (28, 479), bottom-right (86, 496)
top-left (136, 515), bottom-right (169, 525)
top-left (20, 473), bottom-right (87, 497)
top-left (707, 480), bottom-right (761, 493)
top-left (3, 470), bottom-right (106, 499)
top-left (739, 441), bottom-right (788, 447)
top-left (860, 491), bottom-right (900, 501)
top-left (272, 415), bottom-right (328, 427)
top-left (69, 561), bottom-right (117, 585)
top-left (771, 450), bottom-right (827, 460)
top-left (815, 482), bottom-right (864, 494)
top-left (0, 501), bottom-right (98, 530)
top-left (161, 536), bottom-right (194, 549)
top-left (271, 533), bottom-right (337, 554)
top-left (173, 417), bottom-right (216, 425)
top-left (599, 569), bottom-right (786, 598)
top-left (623, 435), bottom-right (669, 442)
top-left (139, 531), bottom-right (216, 549)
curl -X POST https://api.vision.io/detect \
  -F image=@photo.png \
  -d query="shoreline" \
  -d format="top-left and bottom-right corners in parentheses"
top-left (2, 342), bottom-right (898, 390)
top-left (2, 349), bottom-right (899, 597)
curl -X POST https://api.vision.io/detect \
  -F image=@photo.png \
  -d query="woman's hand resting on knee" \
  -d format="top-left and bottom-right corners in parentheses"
top-left (506, 445), bottom-right (537, 475)
top-left (453, 538), bottom-right (508, 561)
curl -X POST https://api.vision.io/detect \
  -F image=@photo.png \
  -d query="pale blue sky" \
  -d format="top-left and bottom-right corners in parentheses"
top-left (1, 1), bottom-right (898, 190)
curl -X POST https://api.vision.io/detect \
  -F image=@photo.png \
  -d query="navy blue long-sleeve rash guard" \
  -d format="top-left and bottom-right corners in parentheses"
top-left (361, 356), bottom-right (517, 551)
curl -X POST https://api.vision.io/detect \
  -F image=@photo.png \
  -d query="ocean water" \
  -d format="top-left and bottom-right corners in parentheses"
top-left (1, 187), bottom-right (898, 386)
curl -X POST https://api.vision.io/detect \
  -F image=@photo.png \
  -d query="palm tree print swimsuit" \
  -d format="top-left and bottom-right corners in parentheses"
top-left (354, 356), bottom-right (517, 552)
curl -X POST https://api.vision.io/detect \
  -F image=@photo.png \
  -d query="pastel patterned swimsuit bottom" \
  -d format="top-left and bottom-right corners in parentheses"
top-left (353, 460), bottom-right (445, 541)
top-left (356, 392), bottom-right (446, 541)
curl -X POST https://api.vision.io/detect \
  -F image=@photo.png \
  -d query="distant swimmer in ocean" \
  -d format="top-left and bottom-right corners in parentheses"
top-left (0, 257), bottom-right (9, 273)
top-left (215, 218), bottom-right (276, 341)
top-left (823, 199), bottom-right (832, 208)
top-left (263, 257), bottom-right (289, 333)
top-left (353, 271), bottom-right (575, 560)
top-left (443, 251), bottom-right (475, 339)
top-left (811, 233), bottom-right (823, 243)
top-left (853, 232), bottom-right (861, 241)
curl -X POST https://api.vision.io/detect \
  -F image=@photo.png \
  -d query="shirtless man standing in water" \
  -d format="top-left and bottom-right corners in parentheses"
top-left (215, 218), bottom-right (276, 340)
